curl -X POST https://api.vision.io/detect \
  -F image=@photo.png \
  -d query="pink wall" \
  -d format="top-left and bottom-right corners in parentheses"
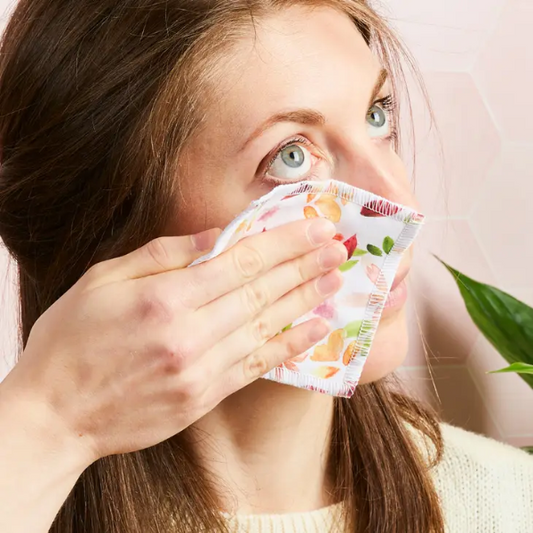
top-left (384, 0), bottom-right (533, 447)
top-left (0, 1), bottom-right (532, 445)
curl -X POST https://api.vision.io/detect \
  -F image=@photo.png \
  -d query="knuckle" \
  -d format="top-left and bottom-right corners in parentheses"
top-left (243, 282), bottom-right (269, 315)
top-left (295, 256), bottom-right (309, 283)
top-left (159, 338), bottom-right (196, 374)
top-left (136, 286), bottom-right (174, 323)
top-left (243, 351), bottom-right (270, 381)
top-left (144, 237), bottom-right (172, 271)
top-left (284, 337), bottom-right (303, 358)
top-left (233, 244), bottom-right (264, 279)
top-left (174, 373), bottom-right (206, 404)
top-left (250, 317), bottom-right (272, 345)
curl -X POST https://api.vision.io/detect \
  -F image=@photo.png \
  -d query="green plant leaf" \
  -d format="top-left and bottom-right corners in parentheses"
top-left (281, 323), bottom-right (293, 333)
top-left (344, 320), bottom-right (363, 338)
top-left (383, 236), bottom-right (395, 254)
top-left (339, 260), bottom-right (359, 273)
top-left (367, 244), bottom-right (383, 257)
top-left (489, 362), bottom-right (533, 375)
top-left (439, 259), bottom-right (533, 389)
top-left (352, 249), bottom-right (368, 257)
top-left (523, 446), bottom-right (533, 455)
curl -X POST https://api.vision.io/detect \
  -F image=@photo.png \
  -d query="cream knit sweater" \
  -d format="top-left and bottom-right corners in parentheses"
top-left (225, 424), bottom-right (533, 532)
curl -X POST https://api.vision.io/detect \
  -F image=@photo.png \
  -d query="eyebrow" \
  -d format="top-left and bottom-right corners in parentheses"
top-left (238, 109), bottom-right (326, 153)
top-left (369, 68), bottom-right (388, 107)
top-left (239, 68), bottom-right (389, 152)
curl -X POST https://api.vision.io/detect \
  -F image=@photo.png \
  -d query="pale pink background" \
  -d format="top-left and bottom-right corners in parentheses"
top-left (1, 1), bottom-right (532, 446)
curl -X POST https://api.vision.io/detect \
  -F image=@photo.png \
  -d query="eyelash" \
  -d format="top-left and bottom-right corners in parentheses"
top-left (261, 95), bottom-right (397, 185)
top-left (374, 95), bottom-right (397, 141)
top-left (263, 135), bottom-right (315, 176)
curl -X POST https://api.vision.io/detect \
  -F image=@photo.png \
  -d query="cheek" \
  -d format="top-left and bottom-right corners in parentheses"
top-left (165, 182), bottom-right (256, 238)
top-left (359, 308), bottom-right (409, 384)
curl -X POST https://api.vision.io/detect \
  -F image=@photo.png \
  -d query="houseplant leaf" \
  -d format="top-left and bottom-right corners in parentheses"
top-left (490, 362), bottom-right (533, 375)
top-left (440, 260), bottom-right (533, 389)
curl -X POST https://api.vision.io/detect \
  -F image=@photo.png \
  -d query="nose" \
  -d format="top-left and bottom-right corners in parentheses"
top-left (335, 139), bottom-right (418, 210)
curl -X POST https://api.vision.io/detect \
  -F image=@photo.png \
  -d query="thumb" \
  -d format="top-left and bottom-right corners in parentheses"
top-left (84, 228), bottom-right (221, 286)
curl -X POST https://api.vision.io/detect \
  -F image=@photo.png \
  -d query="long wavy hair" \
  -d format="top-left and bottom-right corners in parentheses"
top-left (0, 1), bottom-right (444, 531)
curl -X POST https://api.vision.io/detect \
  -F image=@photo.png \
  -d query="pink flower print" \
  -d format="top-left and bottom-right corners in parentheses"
top-left (313, 299), bottom-right (336, 319)
top-left (257, 206), bottom-right (279, 223)
top-left (366, 263), bottom-right (380, 284)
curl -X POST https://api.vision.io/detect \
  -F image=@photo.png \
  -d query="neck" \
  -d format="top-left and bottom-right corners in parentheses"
top-left (192, 379), bottom-right (335, 515)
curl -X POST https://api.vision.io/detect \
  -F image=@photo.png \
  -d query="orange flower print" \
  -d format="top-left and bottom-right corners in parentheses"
top-left (307, 193), bottom-right (317, 203)
top-left (311, 329), bottom-right (345, 362)
top-left (343, 340), bottom-right (358, 366)
top-left (283, 360), bottom-right (299, 372)
top-left (312, 366), bottom-right (340, 379)
top-left (236, 219), bottom-right (248, 234)
top-left (315, 194), bottom-right (341, 223)
top-left (291, 352), bottom-right (308, 363)
top-left (333, 233), bottom-right (344, 241)
top-left (304, 206), bottom-right (319, 219)
top-left (280, 351), bottom-right (308, 372)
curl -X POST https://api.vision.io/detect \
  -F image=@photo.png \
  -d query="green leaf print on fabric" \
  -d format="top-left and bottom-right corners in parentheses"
top-left (339, 260), bottom-right (359, 273)
top-left (367, 244), bottom-right (383, 257)
top-left (344, 320), bottom-right (363, 338)
top-left (383, 236), bottom-right (395, 254)
top-left (352, 249), bottom-right (368, 257)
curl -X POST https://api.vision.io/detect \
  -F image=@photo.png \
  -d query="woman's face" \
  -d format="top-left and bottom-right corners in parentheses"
top-left (172, 6), bottom-right (418, 384)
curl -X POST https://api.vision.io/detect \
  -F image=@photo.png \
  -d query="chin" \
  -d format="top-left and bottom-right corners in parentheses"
top-left (358, 307), bottom-right (409, 384)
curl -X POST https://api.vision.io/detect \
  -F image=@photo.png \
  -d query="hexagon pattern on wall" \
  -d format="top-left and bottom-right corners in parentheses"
top-left (0, 1), bottom-right (531, 446)
top-left (390, 0), bottom-right (533, 446)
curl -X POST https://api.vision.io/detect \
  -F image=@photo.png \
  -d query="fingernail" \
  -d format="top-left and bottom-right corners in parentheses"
top-left (191, 228), bottom-right (218, 251)
top-left (319, 242), bottom-right (346, 271)
top-left (316, 271), bottom-right (342, 296)
top-left (307, 218), bottom-right (336, 246)
top-left (308, 320), bottom-right (331, 343)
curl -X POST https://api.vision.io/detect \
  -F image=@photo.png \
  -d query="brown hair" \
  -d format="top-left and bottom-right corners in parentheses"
top-left (0, 1), bottom-right (444, 532)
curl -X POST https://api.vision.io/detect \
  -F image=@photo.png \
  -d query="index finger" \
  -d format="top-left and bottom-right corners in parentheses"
top-left (177, 217), bottom-right (336, 308)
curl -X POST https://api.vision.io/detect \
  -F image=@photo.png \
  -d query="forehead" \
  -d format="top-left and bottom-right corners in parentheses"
top-left (208, 6), bottom-right (382, 129)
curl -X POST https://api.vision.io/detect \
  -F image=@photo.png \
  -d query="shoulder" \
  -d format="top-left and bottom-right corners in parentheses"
top-left (436, 423), bottom-right (533, 476)
top-left (431, 423), bottom-right (533, 533)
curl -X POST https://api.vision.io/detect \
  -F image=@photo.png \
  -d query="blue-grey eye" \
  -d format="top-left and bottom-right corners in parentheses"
top-left (366, 104), bottom-right (390, 138)
top-left (269, 143), bottom-right (312, 179)
top-left (281, 145), bottom-right (305, 168)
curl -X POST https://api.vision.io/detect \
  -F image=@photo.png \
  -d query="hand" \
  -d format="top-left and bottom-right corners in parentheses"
top-left (4, 218), bottom-right (346, 463)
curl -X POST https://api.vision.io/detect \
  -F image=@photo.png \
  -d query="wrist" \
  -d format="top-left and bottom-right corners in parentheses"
top-left (0, 373), bottom-right (96, 474)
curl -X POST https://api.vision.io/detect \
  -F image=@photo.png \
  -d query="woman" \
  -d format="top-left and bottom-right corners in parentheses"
top-left (0, 1), bottom-right (531, 532)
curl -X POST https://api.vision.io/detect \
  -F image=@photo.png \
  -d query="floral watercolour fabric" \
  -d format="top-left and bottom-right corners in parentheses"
top-left (190, 180), bottom-right (425, 397)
